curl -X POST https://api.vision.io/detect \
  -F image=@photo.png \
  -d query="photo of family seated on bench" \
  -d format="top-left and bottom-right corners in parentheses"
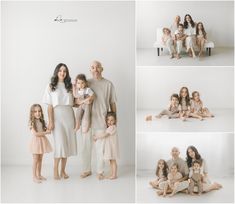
top-left (154, 14), bottom-right (214, 59)
top-left (136, 1), bottom-right (234, 66)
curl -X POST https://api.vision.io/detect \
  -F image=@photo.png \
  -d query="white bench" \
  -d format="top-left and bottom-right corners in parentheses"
top-left (153, 28), bottom-right (215, 56)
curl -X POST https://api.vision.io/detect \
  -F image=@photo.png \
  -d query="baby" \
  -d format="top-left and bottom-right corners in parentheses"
top-left (188, 160), bottom-right (204, 195)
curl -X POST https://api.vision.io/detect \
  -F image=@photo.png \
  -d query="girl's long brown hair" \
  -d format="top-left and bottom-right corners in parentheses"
top-left (196, 22), bottom-right (207, 38)
top-left (29, 104), bottom-right (46, 132)
top-left (156, 159), bottom-right (168, 178)
top-left (179, 87), bottom-right (191, 106)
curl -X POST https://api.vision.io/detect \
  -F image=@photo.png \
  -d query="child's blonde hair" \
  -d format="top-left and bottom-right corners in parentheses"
top-left (29, 104), bottom-right (46, 131)
top-left (162, 27), bottom-right (171, 34)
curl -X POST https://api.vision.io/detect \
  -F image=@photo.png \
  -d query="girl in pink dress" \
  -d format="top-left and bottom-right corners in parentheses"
top-left (94, 112), bottom-right (119, 179)
top-left (29, 104), bottom-right (52, 183)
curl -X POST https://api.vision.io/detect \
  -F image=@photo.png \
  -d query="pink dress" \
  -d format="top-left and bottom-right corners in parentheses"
top-left (29, 120), bottom-right (53, 154)
top-left (103, 125), bottom-right (119, 160)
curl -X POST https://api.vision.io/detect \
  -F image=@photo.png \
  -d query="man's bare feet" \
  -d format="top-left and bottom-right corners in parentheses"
top-left (97, 173), bottom-right (105, 180)
top-left (80, 171), bottom-right (92, 178)
top-left (145, 115), bottom-right (152, 121)
top-left (170, 54), bottom-right (174, 59)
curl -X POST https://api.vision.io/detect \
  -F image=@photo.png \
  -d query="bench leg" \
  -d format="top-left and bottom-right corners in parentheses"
top-left (157, 48), bottom-right (160, 56)
top-left (206, 48), bottom-right (209, 52)
top-left (209, 48), bottom-right (211, 56)
top-left (161, 48), bottom-right (163, 52)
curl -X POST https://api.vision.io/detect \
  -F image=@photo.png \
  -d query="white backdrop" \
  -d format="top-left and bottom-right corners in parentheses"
top-left (137, 66), bottom-right (234, 110)
top-left (2, 1), bottom-right (135, 166)
top-left (137, 1), bottom-right (234, 48)
top-left (137, 133), bottom-right (234, 177)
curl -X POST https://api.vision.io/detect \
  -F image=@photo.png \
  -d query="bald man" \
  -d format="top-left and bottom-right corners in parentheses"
top-left (76, 61), bottom-right (117, 180)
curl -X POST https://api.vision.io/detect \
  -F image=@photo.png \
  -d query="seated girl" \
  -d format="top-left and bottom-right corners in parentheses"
top-left (149, 159), bottom-right (168, 189)
top-left (162, 28), bottom-right (176, 59)
top-left (191, 91), bottom-right (214, 118)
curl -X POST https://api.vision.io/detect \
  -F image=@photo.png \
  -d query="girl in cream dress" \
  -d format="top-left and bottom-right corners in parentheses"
top-left (94, 112), bottom-right (119, 179)
top-left (43, 63), bottom-right (77, 180)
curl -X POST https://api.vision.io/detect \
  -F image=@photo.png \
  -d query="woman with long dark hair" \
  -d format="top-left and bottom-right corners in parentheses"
top-left (186, 146), bottom-right (222, 193)
top-left (43, 63), bottom-right (77, 180)
top-left (184, 14), bottom-right (197, 58)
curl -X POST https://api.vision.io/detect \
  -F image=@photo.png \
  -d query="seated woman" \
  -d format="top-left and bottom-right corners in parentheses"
top-left (186, 146), bottom-right (222, 193)
top-left (184, 14), bottom-right (197, 58)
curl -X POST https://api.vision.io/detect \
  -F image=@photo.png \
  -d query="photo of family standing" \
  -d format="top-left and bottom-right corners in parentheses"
top-left (1, 0), bottom-right (234, 204)
top-left (30, 61), bottom-right (119, 183)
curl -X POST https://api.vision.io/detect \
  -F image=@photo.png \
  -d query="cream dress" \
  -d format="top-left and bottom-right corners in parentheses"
top-left (103, 125), bottom-right (119, 160)
top-left (43, 82), bottom-right (77, 158)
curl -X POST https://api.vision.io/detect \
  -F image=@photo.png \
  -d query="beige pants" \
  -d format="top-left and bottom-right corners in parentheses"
top-left (78, 128), bottom-right (92, 172)
top-left (176, 40), bottom-right (183, 54)
top-left (159, 109), bottom-right (179, 118)
top-left (165, 38), bottom-right (175, 55)
top-left (76, 103), bottom-right (91, 131)
top-left (79, 128), bottom-right (105, 174)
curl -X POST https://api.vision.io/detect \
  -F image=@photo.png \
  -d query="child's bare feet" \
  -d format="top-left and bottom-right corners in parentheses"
top-left (157, 190), bottom-right (163, 196)
top-left (38, 175), bottom-right (47, 180)
top-left (181, 117), bottom-right (186, 121)
top-left (33, 177), bottom-right (42, 183)
top-left (168, 193), bottom-right (175, 197)
top-left (155, 115), bottom-right (162, 119)
top-left (176, 54), bottom-right (181, 59)
top-left (54, 171), bottom-right (61, 180)
top-left (80, 171), bottom-right (92, 178)
top-left (74, 126), bottom-right (79, 132)
top-left (109, 175), bottom-right (117, 180)
top-left (61, 172), bottom-right (69, 179)
top-left (145, 115), bottom-right (152, 121)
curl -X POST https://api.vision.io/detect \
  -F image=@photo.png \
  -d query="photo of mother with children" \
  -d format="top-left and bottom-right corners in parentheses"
top-left (145, 86), bottom-right (214, 122)
top-left (162, 14), bottom-right (208, 59)
top-left (28, 60), bottom-right (119, 183)
top-left (149, 146), bottom-right (222, 197)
